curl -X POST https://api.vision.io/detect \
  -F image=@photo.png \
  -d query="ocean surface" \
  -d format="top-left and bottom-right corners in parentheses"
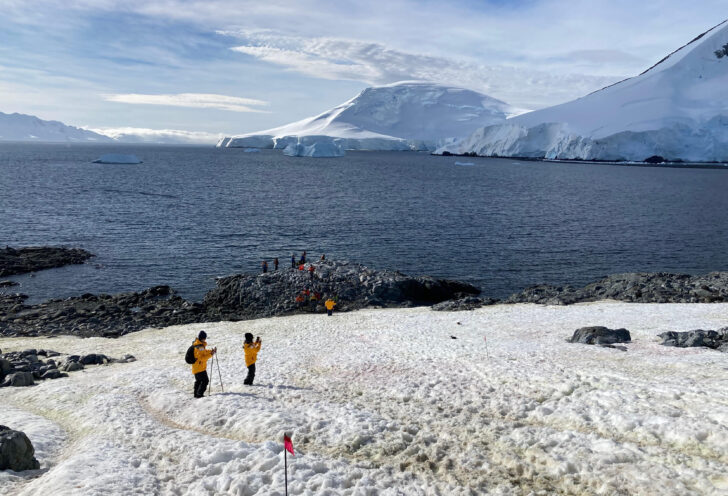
top-left (2, 143), bottom-right (728, 303)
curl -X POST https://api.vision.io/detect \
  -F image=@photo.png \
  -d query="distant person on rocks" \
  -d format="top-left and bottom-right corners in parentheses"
top-left (295, 294), bottom-right (305, 309)
top-left (274, 258), bottom-right (279, 271)
top-left (262, 260), bottom-right (268, 273)
top-left (325, 298), bottom-right (336, 316)
top-left (191, 331), bottom-right (216, 398)
top-left (300, 251), bottom-right (306, 264)
top-left (291, 253), bottom-right (296, 269)
top-left (310, 291), bottom-right (318, 312)
top-left (320, 254), bottom-right (325, 261)
top-left (308, 265), bottom-right (315, 279)
top-left (243, 333), bottom-right (262, 386)
top-left (299, 264), bottom-right (305, 271)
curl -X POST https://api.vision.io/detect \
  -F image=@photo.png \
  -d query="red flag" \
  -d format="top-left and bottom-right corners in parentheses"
top-left (284, 434), bottom-right (294, 456)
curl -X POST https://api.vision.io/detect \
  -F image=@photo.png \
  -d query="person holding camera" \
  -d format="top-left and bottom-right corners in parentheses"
top-left (191, 330), bottom-right (216, 398)
top-left (243, 332), bottom-right (262, 385)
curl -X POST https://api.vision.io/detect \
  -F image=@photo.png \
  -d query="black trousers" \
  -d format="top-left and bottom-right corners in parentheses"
top-left (194, 371), bottom-right (209, 397)
top-left (244, 363), bottom-right (256, 385)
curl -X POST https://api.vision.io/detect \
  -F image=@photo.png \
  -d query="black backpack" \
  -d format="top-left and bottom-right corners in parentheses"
top-left (185, 345), bottom-right (196, 364)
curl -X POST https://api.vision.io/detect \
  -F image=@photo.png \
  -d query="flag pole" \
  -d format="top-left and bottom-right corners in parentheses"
top-left (284, 435), bottom-right (288, 496)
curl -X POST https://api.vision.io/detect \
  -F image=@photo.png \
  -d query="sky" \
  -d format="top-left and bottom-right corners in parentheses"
top-left (0, 0), bottom-right (725, 143)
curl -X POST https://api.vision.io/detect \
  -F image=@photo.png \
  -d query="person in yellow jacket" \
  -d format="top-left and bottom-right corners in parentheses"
top-left (243, 332), bottom-right (261, 385)
top-left (192, 331), bottom-right (216, 398)
top-left (325, 298), bottom-right (336, 316)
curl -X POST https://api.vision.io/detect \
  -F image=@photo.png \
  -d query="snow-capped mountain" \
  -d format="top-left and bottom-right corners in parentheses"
top-left (218, 82), bottom-right (512, 151)
top-left (0, 112), bottom-right (112, 143)
top-left (440, 20), bottom-right (728, 162)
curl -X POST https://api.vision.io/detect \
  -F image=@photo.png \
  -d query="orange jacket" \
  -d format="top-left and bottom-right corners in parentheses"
top-left (244, 341), bottom-right (261, 367)
top-left (191, 339), bottom-right (213, 374)
top-left (325, 299), bottom-right (336, 310)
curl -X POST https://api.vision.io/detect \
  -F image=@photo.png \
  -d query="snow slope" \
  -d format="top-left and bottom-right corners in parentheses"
top-left (219, 82), bottom-right (512, 151)
top-left (0, 112), bottom-right (112, 143)
top-left (440, 20), bottom-right (728, 162)
top-left (2, 302), bottom-right (727, 495)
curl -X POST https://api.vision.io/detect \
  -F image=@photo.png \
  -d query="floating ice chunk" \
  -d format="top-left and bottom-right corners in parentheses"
top-left (282, 137), bottom-right (346, 157)
top-left (454, 161), bottom-right (475, 166)
top-left (92, 154), bottom-right (143, 164)
top-left (242, 148), bottom-right (260, 153)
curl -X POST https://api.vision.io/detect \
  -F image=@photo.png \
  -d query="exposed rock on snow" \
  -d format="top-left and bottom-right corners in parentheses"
top-left (431, 296), bottom-right (499, 311)
top-left (0, 286), bottom-right (205, 338)
top-left (507, 272), bottom-right (728, 305)
top-left (219, 81), bottom-right (512, 152)
top-left (0, 246), bottom-right (94, 277)
top-left (0, 426), bottom-right (39, 471)
top-left (282, 137), bottom-right (346, 157)
top-left (658, 328), bottom-right (728, 352)
top-left (203, 259), bottom-right (480, 321)
top-left (92, 154), bottom-right (143, 164)
top-left (439, 20), bottom-right (728, 162)
top-left (569, 326), bottom-right (631, 345)
top-left (0, 112), bottom-right (111, 143)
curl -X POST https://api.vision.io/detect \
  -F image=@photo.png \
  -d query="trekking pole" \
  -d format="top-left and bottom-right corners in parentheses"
top-left (208, 355), bottom-right (213, 396)
top-left (216, 352), bottom-right (224, 393)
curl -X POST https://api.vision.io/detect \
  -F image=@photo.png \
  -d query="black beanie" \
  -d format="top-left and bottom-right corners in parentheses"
top-left (198, 330), bottom-right (207, 341)
top-left (244, 332), bottom-right (253, 343)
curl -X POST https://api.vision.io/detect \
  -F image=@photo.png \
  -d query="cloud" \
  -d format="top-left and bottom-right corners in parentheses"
top-left (229, 32), bottom-right (619, 111)
top-left (104, 93), bottom-right (269, 112)
top-left (89, 126), bottom-right (222, 144)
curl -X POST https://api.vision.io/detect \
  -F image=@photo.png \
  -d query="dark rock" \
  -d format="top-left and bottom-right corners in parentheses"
top-left (7, 372), bottom-right (34, 387)
top-left (0, 280), bottom-right (18, 288)
top-left (62, 362), bottom-right (84, 372)
top-left (658, 328), bottom-right (728, 351)
top-left (204, 259), bottom-right (480, 321)
top-left (0, 426), bottom-right (40, 471)
top-left (569, 326), bottom-right (631, 345)
top-left (0, 246), bottom-right (94, 277)
top-left (508, 272), bottom-right (728, 305)
top-left (40, 368), bottom-right (64, 380)
top-left (644, 155), bottom-right (666, 164)
top-left (432, 296), bottom-right (499, 312)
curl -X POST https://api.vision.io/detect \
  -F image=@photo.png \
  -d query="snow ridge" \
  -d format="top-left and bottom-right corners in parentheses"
top-left (218, 81), bottom-right (511, 152)
top-left (440, 20), bottom-right (728, 162)
top-left (0, 112), bottom-right (112, 143)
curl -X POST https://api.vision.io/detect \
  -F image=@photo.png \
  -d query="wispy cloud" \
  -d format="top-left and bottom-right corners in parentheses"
top-left (105, 93), bottom-right (269, 113)
top-left (89, 126), bottom-right (222, 144)
top-left (228, 32), bottom-right (618, 111)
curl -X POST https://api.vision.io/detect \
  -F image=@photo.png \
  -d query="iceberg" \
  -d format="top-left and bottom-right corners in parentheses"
top-left (92, 154), bottom-right (143, 164)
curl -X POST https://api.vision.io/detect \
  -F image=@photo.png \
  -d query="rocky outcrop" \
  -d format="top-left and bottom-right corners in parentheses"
top-left (507, 272), bottom-right (728, 305)
top-left (658, 328), bottom-right (728, 352)
top-left (0, 246), bottom-right (94, 277)
top-left (0, 286), bottom-right (206, 338)
top-left (0, 426), bottom-right (39, 471)
top-left (203, 259), bottom-right (480, 321)
top-left (0, 349), bottom-right (136, 387)
top-left (569, 326), bottom-right (631, 345)
top-left (431, 296), bottom-right (499, 312)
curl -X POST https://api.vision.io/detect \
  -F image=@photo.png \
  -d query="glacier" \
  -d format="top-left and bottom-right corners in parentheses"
top-left (0, 112), bottom-right (112, 143)
top-left (439, 20), bottom-right (728, 163)
top-left (218, 81), bottom-right (512, 152)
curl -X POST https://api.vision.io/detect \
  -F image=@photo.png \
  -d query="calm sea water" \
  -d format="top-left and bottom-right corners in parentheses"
top-left (2, 143), bottom-right (728, 303)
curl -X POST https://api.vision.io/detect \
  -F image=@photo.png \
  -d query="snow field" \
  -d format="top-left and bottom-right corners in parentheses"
top-left (1, 301), bottom-right (727, 495)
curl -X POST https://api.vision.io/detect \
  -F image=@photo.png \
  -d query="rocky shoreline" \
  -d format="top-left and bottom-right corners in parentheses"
top-left (0, 246), bottom-right (94, 277)
top-left (3, 253), bottom-right (728, 349)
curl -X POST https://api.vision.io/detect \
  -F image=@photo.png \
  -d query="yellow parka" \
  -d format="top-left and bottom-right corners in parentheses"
top-left (244, 341), bottom-right (261, 367)
top-left (191, 339), bottom-right (213, 374)
top-left (325, 299), bottom-right (336, 310)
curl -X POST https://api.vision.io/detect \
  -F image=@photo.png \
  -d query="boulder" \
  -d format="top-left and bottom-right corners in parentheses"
top-left (62, 361), bottom-right (84, 372)
top-left (41, 368), bottom-right (65, 380)
top-left (0, 426), bottom-right (40, 471)
top-left (432, 296), bottom-right (499, 312)
top-left (658, 328), bottom-right (728, 351)
top-left (569, 326), bottom-right (631, 345)
top-left (7, 372), bottom-right (34, 387)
